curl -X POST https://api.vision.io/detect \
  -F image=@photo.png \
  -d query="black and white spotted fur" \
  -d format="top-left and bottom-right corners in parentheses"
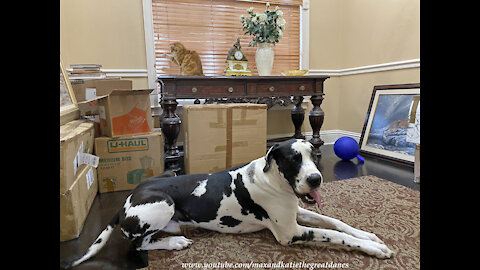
top-left (61, 139), bottom-right (392, 269)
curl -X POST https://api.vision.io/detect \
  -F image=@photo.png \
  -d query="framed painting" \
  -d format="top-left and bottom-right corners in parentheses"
top-left (359, 83), bottom-right (420, 165)
top-left (60, 57), bottom-right (79, 125)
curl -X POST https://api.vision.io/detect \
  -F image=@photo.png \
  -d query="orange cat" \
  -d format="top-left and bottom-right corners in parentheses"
top-left (163, 42), bottom-right (204, 76)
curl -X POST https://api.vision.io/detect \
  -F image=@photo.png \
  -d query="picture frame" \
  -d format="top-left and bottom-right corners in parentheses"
top-left (359, 83), bottom-right (420, 165)
top-left (60, 57), bottom-right (80, 125)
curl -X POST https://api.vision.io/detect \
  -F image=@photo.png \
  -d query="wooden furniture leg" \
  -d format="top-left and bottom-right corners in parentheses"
top-left (291, 96), bottom-right (305, 139)
top-left (160, 95), bottom-right (182, 174)
top-left (309, 94), bottom-right (325, 158)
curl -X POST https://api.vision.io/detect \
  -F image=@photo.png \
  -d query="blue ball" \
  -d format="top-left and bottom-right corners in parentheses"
top-left (333, 136), bottom-right (359, 160)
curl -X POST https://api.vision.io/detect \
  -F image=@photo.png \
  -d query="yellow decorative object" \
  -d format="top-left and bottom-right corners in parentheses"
top-left (233, 63), bottom-right (243, 70)
top-left (281, 70), bottom-right (308, 76)
top-left (224, 38), bottom-right (252, 76)
top-left (225, 61), bottom-right (252, 76)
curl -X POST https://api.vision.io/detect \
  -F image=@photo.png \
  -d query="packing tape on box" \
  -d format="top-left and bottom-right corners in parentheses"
top-left (209, 108), bottom-right (226, 129)
top-left (103, 178), bottom-right (116, 192)
top-left (225, 107), bottom-right (257, 168)
top-left (208, 106), bottom-right (262, 128)
top-left (226, 107), bottom-right (233, 168)
top-left (214, 141), bottom-right (249, 152)
top-left (209, 107), bottom-right (260, 169)
top-left (233, 107), bottom-right (259, 126)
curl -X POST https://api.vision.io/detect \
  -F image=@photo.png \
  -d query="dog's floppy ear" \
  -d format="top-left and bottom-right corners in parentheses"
top-left (263, 143), bottom-right (279, 172)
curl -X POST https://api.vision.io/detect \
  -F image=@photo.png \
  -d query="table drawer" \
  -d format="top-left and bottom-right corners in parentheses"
top-left (176, 82), bottom-right (246, 97)
top-left (255, 81), bottom-right (314, 95)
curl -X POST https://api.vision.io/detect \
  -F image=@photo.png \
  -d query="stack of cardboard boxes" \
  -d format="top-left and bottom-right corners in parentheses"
top-left (60, 78), bottom-right (164, 241)
top-left (60, 78), bottom-right (268, 241)
top-left (93, 89), bottom-right (164, 193)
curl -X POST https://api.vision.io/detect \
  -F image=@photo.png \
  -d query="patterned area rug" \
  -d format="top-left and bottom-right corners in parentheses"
top-left (147, 176), bottom-right (420, 269)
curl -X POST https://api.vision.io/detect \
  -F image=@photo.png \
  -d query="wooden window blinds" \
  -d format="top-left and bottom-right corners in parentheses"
top-left (151, 0), bottom-right (302, 76)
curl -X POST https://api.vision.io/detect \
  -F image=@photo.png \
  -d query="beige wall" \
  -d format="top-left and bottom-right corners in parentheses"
top-left (309, 0), bottom-right (420, 134)
top-left (310, 0), bottom-right (420, 69)
top-left (60, 0), bottom-right (420, 136)
top-left (60, 0), bottom-right (147, 89)
top-left (340, 0), bottom-right (420, 68)
top-left (309, 0), bottom-right (345, 70)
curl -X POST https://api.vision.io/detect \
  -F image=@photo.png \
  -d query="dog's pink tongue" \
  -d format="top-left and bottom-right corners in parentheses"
top-left (309, 190), bottom-right (322, 209)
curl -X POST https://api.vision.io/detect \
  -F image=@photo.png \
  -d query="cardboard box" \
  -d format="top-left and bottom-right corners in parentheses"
top-left (95, 131), bottom-right (164, 193)
top-left (82, 115), bottom-right (101, 138)
top-left (60, 164), bottom-right (98, 241)
top-left (60, 120), bottom-right (95, 194)
top-left (71, 78), bottom-right (132, 102)
top-left (77, 98), bottom-right (101, 117)
top-left (97, 89), bottom-right (154, 137)
top-left (183, 104), bottom-right (267, 174)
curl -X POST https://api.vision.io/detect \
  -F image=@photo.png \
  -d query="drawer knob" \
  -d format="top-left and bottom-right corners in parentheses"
top-left (299, 85), bottom-right (305, 91)
top-left (269, 86), bottom-right (275, 92)
top-left (228, 87), bottom-right (234, 93)
top-left (191, 87), bottom-right (198, 93)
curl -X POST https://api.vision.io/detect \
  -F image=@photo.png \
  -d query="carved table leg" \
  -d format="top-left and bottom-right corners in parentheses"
top-left (160, 95), bottom-right (183, 174)
top-left (291, 96), bottom-right (305, 139)
top-left (309, 94), bottom-right (325, 158)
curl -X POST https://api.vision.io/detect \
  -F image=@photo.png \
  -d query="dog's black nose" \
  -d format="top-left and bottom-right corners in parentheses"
top-left (306, 173), bottom-right (322, 188)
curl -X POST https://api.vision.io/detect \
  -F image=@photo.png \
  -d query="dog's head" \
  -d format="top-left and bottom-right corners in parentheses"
top-left (263, 139), bottom-right (323, 206)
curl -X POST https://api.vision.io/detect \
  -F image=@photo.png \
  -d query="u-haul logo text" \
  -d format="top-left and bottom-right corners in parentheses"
top-left (107, 138), bottom-right (149, 153)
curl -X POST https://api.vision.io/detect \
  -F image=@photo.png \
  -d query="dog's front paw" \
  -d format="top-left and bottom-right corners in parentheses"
top-left (168, 236), bottom-right (193, 250)
top-left (362, 241), bottom-right (393, 259)
top-left (375, 243), bottom-right (393, 259)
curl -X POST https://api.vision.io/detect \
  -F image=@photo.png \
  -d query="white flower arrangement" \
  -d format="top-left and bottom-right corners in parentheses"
top-left (240, 2), bottom-right (286, 46)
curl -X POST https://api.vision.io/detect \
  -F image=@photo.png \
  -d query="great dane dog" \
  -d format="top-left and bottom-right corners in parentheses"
top-left (61, 139), bottom-right (392, 268)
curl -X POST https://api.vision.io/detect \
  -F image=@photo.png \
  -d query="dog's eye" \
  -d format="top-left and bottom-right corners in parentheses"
top-left (292, 153), bottom-right (302, 162)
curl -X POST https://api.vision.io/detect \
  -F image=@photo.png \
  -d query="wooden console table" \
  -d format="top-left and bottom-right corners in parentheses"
top-left (157, 75), bottom-right (329, 173)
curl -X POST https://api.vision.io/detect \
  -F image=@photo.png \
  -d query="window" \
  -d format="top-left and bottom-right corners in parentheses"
top-left (150, 0), bottom-right (303, 77)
